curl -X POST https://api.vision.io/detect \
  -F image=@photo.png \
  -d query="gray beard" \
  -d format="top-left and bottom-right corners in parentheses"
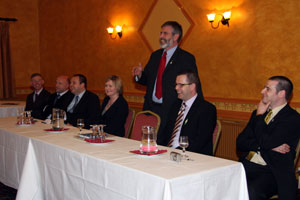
top-left (160, 43), bottom-right (169, 49)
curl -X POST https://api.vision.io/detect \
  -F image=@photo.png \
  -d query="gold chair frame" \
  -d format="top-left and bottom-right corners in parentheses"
top-left (129, 110), bottom-right (161, 140)
top-left (124, 108), bottom-right (135, 138)
top-left (213, 120), bottom-right (222, 155)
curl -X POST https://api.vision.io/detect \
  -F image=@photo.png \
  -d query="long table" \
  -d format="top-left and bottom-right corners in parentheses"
top-left (0, 117), bottom-right (249, 200)
top-left (0, 101), bottom-right (25, 118)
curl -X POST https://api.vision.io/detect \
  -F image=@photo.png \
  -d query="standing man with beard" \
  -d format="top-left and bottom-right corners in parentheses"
top-left (132, 21), bottom-right (203, 144)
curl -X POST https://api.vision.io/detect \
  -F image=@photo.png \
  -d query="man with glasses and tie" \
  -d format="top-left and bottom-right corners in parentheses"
top-left (25, 73), bottom-right (50, 119)
top-left (132, 21), bottom-right (203, 144)
top-left (43, 75), bottom-right (74, 119)
top-left (66, 74), bottom-right (101, 129)
top-left (161, 71), bottom-right (216, 155)
top-left (236, 76), bottom-right (300, 200)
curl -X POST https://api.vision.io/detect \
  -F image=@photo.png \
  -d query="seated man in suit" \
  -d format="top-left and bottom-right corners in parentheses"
top-left (25, 73), bottom-right (50, 119)
top-left (66, 74), bottom-right (101, 129)
top-left (236, 76), bottom-right (300, 200)
top-left (43, 75), bottom-right (74, 119)
top-left (161, 70), bottom-right (216, 155)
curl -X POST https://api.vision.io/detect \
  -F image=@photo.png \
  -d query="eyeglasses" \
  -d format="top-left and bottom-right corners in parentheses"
top-left (175, 83), bottom-right (192, 87)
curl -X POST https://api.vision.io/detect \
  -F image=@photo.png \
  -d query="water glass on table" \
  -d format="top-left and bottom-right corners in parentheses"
top-left (179, 136), bottom-right (189, 159)
top-left (98, 124), bottom-right (106, 142)
top-left (77, 119), bottom-right (84, 133)
top-left (17, 112), bottom-right (25, 125)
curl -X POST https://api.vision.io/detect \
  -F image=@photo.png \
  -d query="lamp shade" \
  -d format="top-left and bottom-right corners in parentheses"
top-left (107, 27), bottom-right (114, 34)
top-left (207, 13), bottom-right (216, 22)
top-left (115, 25), bottom-right (122, 33)
top-left (223, 11), bottom-right (231, 20)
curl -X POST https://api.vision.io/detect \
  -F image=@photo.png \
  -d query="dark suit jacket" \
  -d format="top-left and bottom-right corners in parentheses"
top-left (66, 90), bottom-right (101, 129)
top-left (99, 95), bottom-right (129, 137)
top-left (43, 90), bottom-right (74, 119)
top-left (161, 95), bottom-right (216, 155)
top-left (236, 104), bottom-right (300, 199)
top-left (25, 88), bottom-right (51, 120)
top-left (138, 47), bottom-right (203, 138)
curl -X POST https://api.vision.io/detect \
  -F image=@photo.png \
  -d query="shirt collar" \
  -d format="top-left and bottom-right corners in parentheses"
top-left (77, 90), bottom-right (86, 100)
top-left (183, 94), bottom-right (198, 109)
top-left (165, 45), bottom-right (178, 56)
top-left (270, 103), bottom-right (287, 117)
top-left (57, 90), bottom-right (68, 96)
top-left (35, 88), bottom-right (43, 95)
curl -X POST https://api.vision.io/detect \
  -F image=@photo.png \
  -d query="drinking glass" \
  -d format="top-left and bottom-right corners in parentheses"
top-left (52, 109), bottom-right (65, 130)
top-left (90, 125), bottom-right (99, 139)
top-left (179, 136), bottom-right (189, 158)
top-left (17, 112), bottom-right (24, 125)
top-left (77, 119), bottom-right (84, 133)
top-left (98, 124), bottom-right (106, 142)
top-left (25, 111), bottom-right (32, 124)
top-left (17, 107), bottom-right (24, 124)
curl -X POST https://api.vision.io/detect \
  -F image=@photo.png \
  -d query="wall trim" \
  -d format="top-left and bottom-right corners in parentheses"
top-left (16, 87), bottom-right (300, 119)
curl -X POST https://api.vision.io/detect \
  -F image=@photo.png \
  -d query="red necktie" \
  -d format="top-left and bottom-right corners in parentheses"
top-left (155, 51), bottom-right (167, 99)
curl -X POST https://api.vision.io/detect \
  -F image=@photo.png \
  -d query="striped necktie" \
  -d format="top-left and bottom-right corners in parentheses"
top-left (168, 102), bottom-right (186, 147)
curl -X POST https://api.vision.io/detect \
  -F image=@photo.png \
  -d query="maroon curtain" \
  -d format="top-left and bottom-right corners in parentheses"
top-left (0, 21), bottom-right (15, 99)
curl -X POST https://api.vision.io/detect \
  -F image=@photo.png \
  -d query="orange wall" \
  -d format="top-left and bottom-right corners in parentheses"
top-left (184, 0), bottom-right (300, 101)
top-left (2, 0), bottom-right (300, 103)
top-left (0, 0), bottom-right (40, 89)
top-left (38, 0), bottom-right (152, 95)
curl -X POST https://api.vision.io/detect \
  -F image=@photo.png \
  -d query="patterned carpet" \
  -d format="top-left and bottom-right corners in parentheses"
top-left (0, 183), bottom-right (17, 200)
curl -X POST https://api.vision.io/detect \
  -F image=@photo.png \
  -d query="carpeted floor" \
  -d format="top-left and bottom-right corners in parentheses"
top-left (0, 183), bottom-right (17, 200)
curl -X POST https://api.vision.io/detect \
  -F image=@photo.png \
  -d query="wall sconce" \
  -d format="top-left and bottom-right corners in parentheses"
top-left (106, 25), bottom-right (123, 39)
top-left (207, 11), bottom-right (231, 29)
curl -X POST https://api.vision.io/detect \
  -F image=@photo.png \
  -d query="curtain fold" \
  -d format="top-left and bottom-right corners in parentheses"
top-left (0, 21), bottom-right (15, 99)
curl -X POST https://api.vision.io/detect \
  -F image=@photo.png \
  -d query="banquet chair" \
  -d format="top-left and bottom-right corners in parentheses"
top-left (213, 120), bottom-right (221, 155)
top-left (129, 110), bottom-right (160, 141)
top-left (269, 138), bottom-right (300, 199)
top-left (124, 108), bottom-right (135, 138)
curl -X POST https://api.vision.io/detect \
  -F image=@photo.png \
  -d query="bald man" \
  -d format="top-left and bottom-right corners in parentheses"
top-left (43, 75), bottom-right (74, 119)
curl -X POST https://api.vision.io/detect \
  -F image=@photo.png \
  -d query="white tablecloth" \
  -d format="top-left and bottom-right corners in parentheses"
top-left (0, 117), bottom-right (249, 200)
top-left (0, 101), bottom-right (25, 118)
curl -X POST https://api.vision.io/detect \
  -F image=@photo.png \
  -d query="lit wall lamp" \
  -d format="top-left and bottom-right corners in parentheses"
top-left (207, 11), bottom-right (231, 29)
top-left (106, 25), bottom-right (123, 39)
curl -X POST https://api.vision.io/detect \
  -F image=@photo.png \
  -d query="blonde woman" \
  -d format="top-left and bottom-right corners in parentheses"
top-left (99, 75), bottom-right (129, 137)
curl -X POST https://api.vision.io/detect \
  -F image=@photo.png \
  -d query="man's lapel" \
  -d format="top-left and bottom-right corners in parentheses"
top-left (268, 104), bottom-right (289, 126)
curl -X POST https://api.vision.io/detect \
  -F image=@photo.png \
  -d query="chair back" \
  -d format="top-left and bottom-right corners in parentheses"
top-left (213, 120), bottom-right (221, 155)
top-left (129, 110), bottom-right (161, 141)
top-left (124, 108), bottom-right (135, 138)
top-left (294, 139), bottom-right (300, 165)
